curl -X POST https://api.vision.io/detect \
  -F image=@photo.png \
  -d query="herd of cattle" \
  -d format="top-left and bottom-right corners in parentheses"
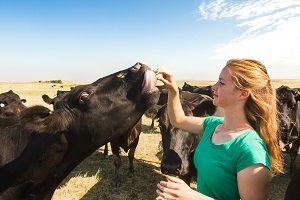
top-left (0, 63), bottom-right (299, 199)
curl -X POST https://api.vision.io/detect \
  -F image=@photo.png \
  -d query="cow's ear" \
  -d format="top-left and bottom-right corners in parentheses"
top-left (295, 93), bottom-right (300, 101)
top-left (21, 99), bottom-right (27, 103)
top-left (292, 90), bottom-right (298, 95)
top-left (42, 95), bottom-right (54, 105)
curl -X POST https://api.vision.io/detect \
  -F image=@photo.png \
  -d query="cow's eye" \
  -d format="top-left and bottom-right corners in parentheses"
top-left (0, 102), bottom-right (6, 107)
top-left (79, 91), bottom-right (91, 104)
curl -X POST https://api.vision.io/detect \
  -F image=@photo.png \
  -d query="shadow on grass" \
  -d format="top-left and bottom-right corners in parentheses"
top-left (57, 151), bottom-right (165, 200)
top-left (141, 124), bottom-right (160, 134)
top-left (56, 145), bottom-right (297, 200)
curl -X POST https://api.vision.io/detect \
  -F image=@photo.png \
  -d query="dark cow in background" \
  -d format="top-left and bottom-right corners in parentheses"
top-left (0, 90), bottom-right (26, 118)
top-left (157, 93), bottom-right (216, 185)
top-left (285, 166), bottom-right (300, 200)
top-left (145, 87), bottom-right (215, 130)
top-left (182, 82), bottom-right (212, 97)
top-left (276, 85), bottom-right (300, 175)
top-left (180, 91), bottom-right (215, 117)
top-left (0, 62), bottom-right (159, 199)
top-left (0, 90), bottom-right (27, 130)
top-left (144, 85), bottom-right (168, 129)
top-left (42, 90), bottom-right (69, 110)
top-left (110, 119), bottom-right (142, 186)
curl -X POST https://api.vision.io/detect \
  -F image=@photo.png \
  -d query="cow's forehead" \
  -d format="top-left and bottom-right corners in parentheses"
top-left (0, 93), bottom-right (20, 102)
top-left (116, 72), bottom-right (127, 78)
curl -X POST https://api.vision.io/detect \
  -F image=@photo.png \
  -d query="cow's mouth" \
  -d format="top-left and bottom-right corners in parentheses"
top-left (142, 70), bottom-right (157, 93)
top-left (161, 167), bottom-right (181, 176)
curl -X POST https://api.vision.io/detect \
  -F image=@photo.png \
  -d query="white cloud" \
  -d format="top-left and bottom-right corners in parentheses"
top-left (198, 0), bottom-right (300, 78)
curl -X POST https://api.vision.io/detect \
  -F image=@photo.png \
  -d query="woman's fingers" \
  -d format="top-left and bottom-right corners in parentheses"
top-left (156, 74), bottom-right (169, 85)
top-left (155, 68), bottom-right (172, 79)
top-left (156, 189), bottom-right (178, 200)
top-left (155, 196), bottom-right (166, 200)
top-left (155, 67), bottom-right (179, 93)
top-left (157, 182), bottom-right (181, 198)
top-left (166, 176), bottom-right (185, 184)
top-left (157, 181), bottom-right (179, 190)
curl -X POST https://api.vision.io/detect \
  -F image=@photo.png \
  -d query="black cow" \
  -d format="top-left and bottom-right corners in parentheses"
top-left (0, 62), bottom-right (159, 199)
top-left (157, 94), bottom-right (216, 185)
top-left (0, 106), bottom-right (51, 167)
top-left (144, 85), bottom-right (168, 129)
top-left (42, 90), bottom-right (69, 110)
top-left (42, 91), bottom-right (142, 186)
top-left (182, 82), bottom-right (212, 97)
top-left (0, 90), bottom-right (27, 130)
top-left (180, 91), bottom-right (215, 117)
top-left (276, 85), bottom-right (300, 175)
top-left (43, 91), bottom-right (109, 158)
top-left (110, 119), bottom-right (142, 186)
top-left (0, 90), bottom-right (26, 118)
top-left (285, 166), bottom-right (300, 200)
top-left (145, 88), bottom-right (215, 130)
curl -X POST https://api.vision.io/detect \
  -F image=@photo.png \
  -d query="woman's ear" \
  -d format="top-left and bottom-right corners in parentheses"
top-left (240, 90), bottom-right (250, 99)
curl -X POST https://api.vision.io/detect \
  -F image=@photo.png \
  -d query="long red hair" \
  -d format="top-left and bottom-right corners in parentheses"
top-left (226, 59), bottom-right (283, 174)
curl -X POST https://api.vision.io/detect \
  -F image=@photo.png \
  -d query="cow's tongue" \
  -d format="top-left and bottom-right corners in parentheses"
top-left (142, 70), bottom-right (157, 93)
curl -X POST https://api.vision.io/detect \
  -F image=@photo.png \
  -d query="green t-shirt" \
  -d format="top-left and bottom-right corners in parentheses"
top-left (193, 116), bottom-right (271, 200)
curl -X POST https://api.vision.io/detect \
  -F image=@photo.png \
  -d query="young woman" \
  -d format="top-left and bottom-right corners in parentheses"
top-left (156, 59), bottom-right (283, 200)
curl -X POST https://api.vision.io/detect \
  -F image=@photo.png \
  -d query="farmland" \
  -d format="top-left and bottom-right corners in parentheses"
top-left (1, 79), bottom-right (300, 200)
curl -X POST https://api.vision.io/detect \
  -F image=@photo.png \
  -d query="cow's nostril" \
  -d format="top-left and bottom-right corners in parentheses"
top-left (161, 150), bottom-right (182, 175)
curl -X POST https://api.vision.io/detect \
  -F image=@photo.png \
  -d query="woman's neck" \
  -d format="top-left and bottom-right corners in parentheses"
top-left (222, 107), bottom-right (252, 132)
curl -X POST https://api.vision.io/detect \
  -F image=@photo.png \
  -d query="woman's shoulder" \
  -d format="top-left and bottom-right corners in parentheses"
top-left (203, 116), bottom-right (224, 129)
top-left (235, 130), bottom-right (271, 171)
top-left (240, 130), bottom-right (265, 144)
top-left (234, 130), bottom-right (267, 149)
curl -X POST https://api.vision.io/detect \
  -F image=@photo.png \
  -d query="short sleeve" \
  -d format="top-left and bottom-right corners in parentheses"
top-left (203, 116), bottom-right (223, 130)
top-left (236, 137), bottom-right (271, 172)
top-left (201, 116), bottom-right (224, 141)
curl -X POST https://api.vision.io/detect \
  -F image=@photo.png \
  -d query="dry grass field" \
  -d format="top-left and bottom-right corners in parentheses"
top-left (1, 79), bottom-right (300, 200)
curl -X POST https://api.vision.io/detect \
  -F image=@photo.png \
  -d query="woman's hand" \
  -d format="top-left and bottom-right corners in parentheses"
top-left (155, 68), bottom-right (179, 94)
top-left (156, 176), bottom-right (197, 200)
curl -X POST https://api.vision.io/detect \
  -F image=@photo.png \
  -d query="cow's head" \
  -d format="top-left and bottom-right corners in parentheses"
top-left (278, 104), bottom-right (294, 144)
top-left (42, 90), bottom-right (69, 110)
top-left (25, 62), bottom-right (159, 147)
top-left (277, 86), bottom-right (298, 108)
top-left (277, 86), bottom-right (300, 144)
top-left (182, 82), bottom-right (195, 92)
top-left (157, 104), bottom-right (199, 179)
top-left (0, 90), bottom-right (26, 117)
top-left (180, 91), bottom-right (215, 116)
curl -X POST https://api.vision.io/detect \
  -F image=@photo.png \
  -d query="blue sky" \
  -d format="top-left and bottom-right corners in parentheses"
top-left (0, 0), bottom-right (299, 82)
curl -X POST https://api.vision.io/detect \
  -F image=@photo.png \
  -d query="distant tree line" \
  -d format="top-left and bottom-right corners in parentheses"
top-left (38, 80), bottom-right (62, 84)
